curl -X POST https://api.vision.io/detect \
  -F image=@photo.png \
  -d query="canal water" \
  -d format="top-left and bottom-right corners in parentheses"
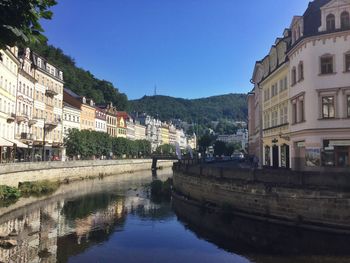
top-left (1, 168), bottom-right (350, 263)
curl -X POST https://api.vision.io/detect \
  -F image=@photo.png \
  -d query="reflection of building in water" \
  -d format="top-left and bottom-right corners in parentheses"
top-left (0, 198), bottom-right (125, 263)
top-left (72, 200), bottom-right (125, 244)
top-left (0, 201), bottom-right (61, 263)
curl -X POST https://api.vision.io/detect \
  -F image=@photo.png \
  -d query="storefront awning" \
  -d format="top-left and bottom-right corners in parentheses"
top-left (0, 137), bottom-right (13, 147)
top-left (5, 138), bottom-right (28, 148)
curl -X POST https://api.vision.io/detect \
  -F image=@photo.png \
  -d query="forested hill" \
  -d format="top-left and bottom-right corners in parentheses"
top-left (129, 93), bottom-right (248, 124)
top-left (29, 43), bottom-right (129, 110)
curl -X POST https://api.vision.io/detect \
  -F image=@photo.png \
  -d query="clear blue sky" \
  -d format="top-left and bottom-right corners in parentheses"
top-left (42, 0), bottom-right (309, 100)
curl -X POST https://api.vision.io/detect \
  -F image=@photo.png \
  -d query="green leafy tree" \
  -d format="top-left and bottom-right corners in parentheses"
top-left (214, 141), bottom-right (227, 156)
top-left (0, 0), bottom-right (57, 50)
top-left (198, 134), bottom-right (216, 154)
top-left (155, 144), bottom-right (176, 156)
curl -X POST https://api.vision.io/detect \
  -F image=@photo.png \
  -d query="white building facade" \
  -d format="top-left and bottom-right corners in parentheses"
top-left (288, 0), bottom-right (350, 171)
top-left (0, 47), bottom-right (19, 162)
top-left (62, 103), bottom-right (81, 137)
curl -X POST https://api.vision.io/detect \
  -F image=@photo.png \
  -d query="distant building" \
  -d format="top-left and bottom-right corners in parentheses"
top-left (116, 111), bottom-right (128, 138)
top-left (217, 129), bottom-right (248, 150)
top-left (176, 129), bottom-right (187, 149)
top-left (62, 103), bottom-right (81, 137)
top-left (169, 124), bottom-right (177, 145)
top-left (134, 122), bottom-right (146, 141)
top-left (98, 103), bottom-right (117, 137)
top-left (187, 133), bottom-right (197, 150)
top-left (95, 107), bottom-right (107, 133)
top-left (160, 123), bottom-right (170, 145)
top-left (137, 114), bottom-right (162, 152)
top-left (63, 89), bottom-right (95, 132)
top-left (126, 115), bottom-right (135, 140)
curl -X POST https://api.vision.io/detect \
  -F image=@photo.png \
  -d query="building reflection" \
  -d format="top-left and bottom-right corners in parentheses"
top-left (0, 193), bottom-right (126, 263)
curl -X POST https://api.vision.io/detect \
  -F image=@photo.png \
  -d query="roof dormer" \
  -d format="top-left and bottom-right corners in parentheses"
top-left (319, 0), bottom-right (350, 32)
top-left (290, 16), bottom-right (304, 45)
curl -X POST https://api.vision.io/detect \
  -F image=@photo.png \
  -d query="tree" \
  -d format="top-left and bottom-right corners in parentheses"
top-left (198, 134), bottom-right (215, 154)
top-left (155, 144), bottom-right (176, 156)
top-left (0, 0), bottom-right (57, 50)
top-left (214, 141), bottom-right (227, 156)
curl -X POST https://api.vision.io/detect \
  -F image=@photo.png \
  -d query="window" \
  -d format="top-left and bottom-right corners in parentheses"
top-left (341, 11), bottom-right (350, 29)
top-left (320, 56), bottom-right (334, 74)
top-left (271, 83), bottom-right (278, 97)
top-left (298, 62), bottom-right (304, 81)
top-left (291, 67), bottom-right (297, 85)
top-left (347, 96), bottom-right (350, 117)
top-left (264, 89), bottom-right (270, 102)
top-left (264, 113), bottom-right (270, 129)
top-left (271, 110), bottom-right (278, 127)
top-left (300, 100), bottom-right (305, 122)
top-left (292, 102), bottom-right (297, 124)
top-left (326, 14), bottom-right (335, 31)
top-left (345, 53), bottom-right (350, 72)
top-left (280, 105), bottom-right (288, 124)
top-left (322, 96), bottom-right (335, 118)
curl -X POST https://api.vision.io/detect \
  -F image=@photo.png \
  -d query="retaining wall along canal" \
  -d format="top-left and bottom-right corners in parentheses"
top-left (0, 159), bottom-right (174, 187)
top-left (173, 163), bottom-right (350, 233)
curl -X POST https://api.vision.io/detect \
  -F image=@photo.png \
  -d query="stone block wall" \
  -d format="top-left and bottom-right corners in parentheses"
top-left (0, 160), bottom-right (174, 187)
top-left (173, 170), bottom-right (350, 231)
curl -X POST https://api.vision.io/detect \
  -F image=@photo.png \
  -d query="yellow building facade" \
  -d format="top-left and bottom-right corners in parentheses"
top-left (160, 124), bottom-right (170, 145)
top-left (261, 61), bottom-right (291, 169)
top-left (80, 98), bottom-right (95, 131)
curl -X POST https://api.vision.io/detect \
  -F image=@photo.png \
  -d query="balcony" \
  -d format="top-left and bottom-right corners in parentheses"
top-left (28, 119), bottom-right (37, 126)
top-left (45, 87), bottom-right (58, 97)
top-left (44, 118), bottom-right (61, 130)
top-left (20, 133), bottom-right (36, 141)
top-left (16, 113), bottom-right (29, 123)
top-left (7, 113), bottom-right (16, 123)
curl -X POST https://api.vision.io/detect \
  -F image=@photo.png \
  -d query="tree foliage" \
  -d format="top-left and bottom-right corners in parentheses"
top-left (0, 0), bottom-right (56, 50)
top-left (29, 43), bottom-right (129, 110)
top-left (155, 144), bottom-right (176, 156)
top-left (214, 141), bottom-right (241, 156)
top-left (64, 129), bottom-right (151, 159)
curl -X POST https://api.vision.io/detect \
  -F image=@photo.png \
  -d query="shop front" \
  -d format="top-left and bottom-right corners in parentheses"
top-left (0, 137), bottom-right (14, 163)
top-left (322, 140), bottom-right (350, 168)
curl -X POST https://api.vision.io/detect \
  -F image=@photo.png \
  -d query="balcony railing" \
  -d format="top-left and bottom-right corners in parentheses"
top-left (20, 133), bottom-right (36, 141)
top-left (44, 118), bottom-right (61, 129)
top-left (7, 113), bottom-right (16, 123)
top-left (28, 119), bottom-right (37, 126)
top-left (45, 87), bottom-right (58, 97)
top-left (16, 113), bottom-right (29, 123)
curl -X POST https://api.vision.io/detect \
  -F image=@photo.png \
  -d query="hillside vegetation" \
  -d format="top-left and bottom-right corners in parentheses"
top-left (129, 94), bottom-right (248, 125)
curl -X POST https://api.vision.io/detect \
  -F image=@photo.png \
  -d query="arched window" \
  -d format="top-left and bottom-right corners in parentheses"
top-left (326, 14), bottom-right (336, 31)
top-left (341, 11), bottom-right (350, 29)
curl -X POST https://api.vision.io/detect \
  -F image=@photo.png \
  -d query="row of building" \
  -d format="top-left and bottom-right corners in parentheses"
top-left (0, 47), bottom-right (196, 162)
top-left (248, 0), bottom-right (350, 172)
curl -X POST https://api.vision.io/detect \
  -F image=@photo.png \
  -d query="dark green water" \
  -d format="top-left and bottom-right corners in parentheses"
top-left (0, 169), bottom-right (349, 263)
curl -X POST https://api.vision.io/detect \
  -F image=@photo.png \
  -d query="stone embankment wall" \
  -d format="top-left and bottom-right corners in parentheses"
top-left (0, 159), bottom-right (174, 187)
top-left (173, 163), bottom-right (350, 232)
